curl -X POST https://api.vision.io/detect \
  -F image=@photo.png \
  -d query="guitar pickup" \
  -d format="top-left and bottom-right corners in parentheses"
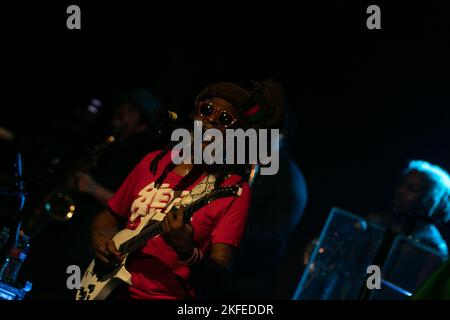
top-left (78, 287), bottom-right (87, 300)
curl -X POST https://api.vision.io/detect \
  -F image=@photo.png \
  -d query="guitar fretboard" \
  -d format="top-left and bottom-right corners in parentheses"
top-left (118, 186), bottom-right (239, 254)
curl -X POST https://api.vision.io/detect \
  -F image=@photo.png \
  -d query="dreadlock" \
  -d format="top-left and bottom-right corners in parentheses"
top-left (149, 142), bottom-right (176, 188)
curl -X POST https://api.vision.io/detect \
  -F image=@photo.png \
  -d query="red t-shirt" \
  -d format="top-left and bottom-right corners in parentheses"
top-left (107, 150), bottom-right (251, 299)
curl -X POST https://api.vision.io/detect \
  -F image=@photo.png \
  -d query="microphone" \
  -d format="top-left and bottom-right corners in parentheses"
top-left (158, 110), bottom-right (179, 123)
top-left (156, 109), bottom-right (190, 129)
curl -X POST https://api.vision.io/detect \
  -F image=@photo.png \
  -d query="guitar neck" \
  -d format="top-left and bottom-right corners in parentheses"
top-left (118, 197), bottom-right (206, 254)
top-left (117, 185), bottom-right (239, 255)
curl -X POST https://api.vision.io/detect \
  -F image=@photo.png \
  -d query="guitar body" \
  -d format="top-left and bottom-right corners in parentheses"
top-left (76, 216), bottom-right (153, 300)
top-left (75, 185), bottom-right (241, 301)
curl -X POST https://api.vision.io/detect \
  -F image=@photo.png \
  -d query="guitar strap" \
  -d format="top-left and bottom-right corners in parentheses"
top-left (151, 153), bottom-right (238, 214)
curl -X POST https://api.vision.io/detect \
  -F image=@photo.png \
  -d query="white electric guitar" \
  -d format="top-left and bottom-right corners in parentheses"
top-left (76, 185), bottom-right (242, 300)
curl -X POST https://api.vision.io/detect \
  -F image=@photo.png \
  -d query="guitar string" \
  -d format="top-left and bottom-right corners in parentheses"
top-left (119, 186), bottom-right (235, 254)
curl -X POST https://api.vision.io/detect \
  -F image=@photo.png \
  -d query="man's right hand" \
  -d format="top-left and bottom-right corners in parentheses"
top-left (91, 233), bottom-right (123, 265)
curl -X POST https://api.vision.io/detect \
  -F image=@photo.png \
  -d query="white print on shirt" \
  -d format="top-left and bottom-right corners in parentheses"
top-left (129, 182), bottom-right (189, 225)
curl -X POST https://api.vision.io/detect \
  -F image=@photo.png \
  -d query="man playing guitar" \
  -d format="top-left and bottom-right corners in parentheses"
top-left (85, 82), bottom-right (273, 299)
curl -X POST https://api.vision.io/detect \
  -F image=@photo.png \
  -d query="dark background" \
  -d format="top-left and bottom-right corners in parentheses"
top-left (1, 1), bottom-right (449, 298)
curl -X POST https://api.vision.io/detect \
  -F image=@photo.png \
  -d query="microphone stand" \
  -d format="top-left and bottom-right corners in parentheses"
top-left (0, 151), bottom-right (32, 300)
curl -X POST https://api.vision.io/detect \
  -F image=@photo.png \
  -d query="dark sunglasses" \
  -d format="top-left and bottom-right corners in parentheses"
top-left (197, 101), bottom-right (238, 128)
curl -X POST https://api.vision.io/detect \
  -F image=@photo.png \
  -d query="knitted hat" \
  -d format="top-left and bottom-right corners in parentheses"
top-left (195, 80), bottom-right (285, 129)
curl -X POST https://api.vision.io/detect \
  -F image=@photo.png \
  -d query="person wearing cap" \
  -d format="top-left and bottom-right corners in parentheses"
top-left (90, 81), bottom-right (282, 299)
top-left (75, 88), bottom-right (163, 206)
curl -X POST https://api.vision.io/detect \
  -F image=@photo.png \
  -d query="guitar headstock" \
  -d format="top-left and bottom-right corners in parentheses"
top-left (178, 184), bottom-right (243, 218)
top-left (207, 184), bottom-right (242, 202)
